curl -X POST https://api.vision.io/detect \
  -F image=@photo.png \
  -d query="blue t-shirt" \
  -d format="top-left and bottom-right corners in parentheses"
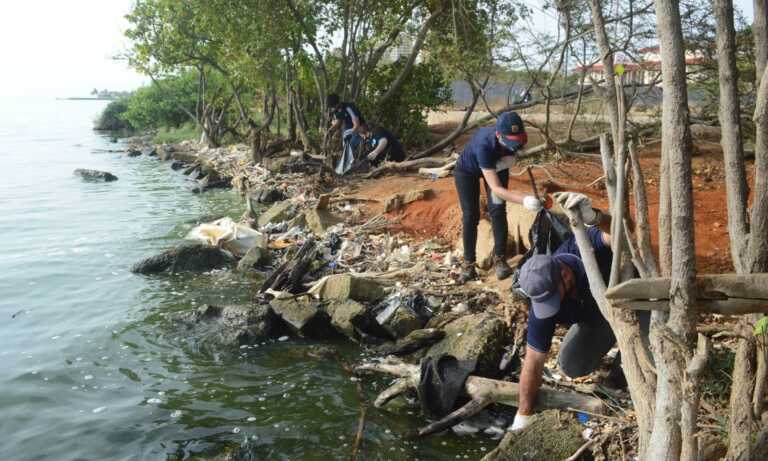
top-left (333, 103), bottom-right (365, 132)
top-left (526, 227), bottom-right (613, 353)
top-left (456, 127), bottom-right (516, 177)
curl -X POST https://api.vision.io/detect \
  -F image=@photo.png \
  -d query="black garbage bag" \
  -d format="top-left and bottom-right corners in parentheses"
top-left (417, 354), bottom-right (477, 419)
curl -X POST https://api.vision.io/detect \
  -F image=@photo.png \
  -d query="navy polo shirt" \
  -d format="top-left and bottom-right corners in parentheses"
top-left (526, 227), bottom-right (613, 353)
top-left (368, 127), bottom-right (405, 163)
top-left (333, 103), bottom-right (366, 131)
top-left (456, 127), bottom-right (517, 177)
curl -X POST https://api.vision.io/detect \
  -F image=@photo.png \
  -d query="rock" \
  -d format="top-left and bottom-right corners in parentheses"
top-left (170, 160), bottom-right (185, 170)
top-left (456, 218), bottom-right (495, 270)
top-left (481, 411), bottom-right (583, 461)
top-left (257, 201), bottom-right (294, 228)
top-left (426, 312), bottom-right (510, 377)
top-left (146, 147), bottom-right (158, 157)
top-left (375, 293), bottom-right (429, 339)
top-left (383, 189), bottom-right (434, 212)
top-left (183, 164), bottom-right (199, 175)
top-left (173, 304), bottom-right (275, 351)
top-left (310, 274), bottom-right (386, 303)
top-left (305, 208), bottom-right (343, 236)
top-left (324, 299), bottom-right (390, 341)
top-left (73, 169), bottom-right (118, 182)
top-left (237, 246), bottom-right (272, 272)
top-left (193, 174), bottom-right (231, 193)
top-left (157, 145), bottom-right (173, 161)
top-left (252, 187), bottom-right (286, 205)
top-left (130, 244), bottom-right (235, 274)
top-left (269, 297), bottom-right (337, 338)
top-left (376, 328), bottom-right (445, 356)
top-left (127, 149), bottom-right (142, 157)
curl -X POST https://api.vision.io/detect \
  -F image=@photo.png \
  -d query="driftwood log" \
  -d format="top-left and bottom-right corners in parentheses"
top-left (365, 156), bottom-right (457, 179)
top-left (605, 274), bottom-right (768, 314)
top-left (259, 237), bottom-right (317, 293)
top-left (358, 358), bottom-right (605, 437)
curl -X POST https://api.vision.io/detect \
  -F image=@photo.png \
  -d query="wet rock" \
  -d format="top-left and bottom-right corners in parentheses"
top-left (237, 246), bottom-right (272, 272)
top-left (130, 244), bottom-right (235, 274)
top-left (170, 160), bottom-right (186, 170)
top-left (73, 168), bottom-right (118, 182)
top-left (251, 187), bottom-right (286, 205)
top-left (173, 304), bottom-right (275, 350)
top-left (127, 149), bottom-right (142, 157)
top-left (157, 145), bottom-right (173, 161)
top-left (426, 312), bottom-right (510, 378)
top-left (269, 297), bottom-right (337, 338)
top-left (383, 189), bottom-right (434, 212)
top-left (376, 328), bottom-right (445, 356)
top-left (146, 147), bottom-right (158, 157)
top-left (376, 302), bottom-right (426, 338)
top-left (183, 164), bottom-right (199, 175)
top-left (325, 299), bottom-right (392, 342)
top-left (257, 201), bottom-right (294, 228)
top-left (375, 291), bottom-right (431, 338)
top-left (481, 411), bottom-right (583, 461)
top-left (193, 174), bottom-right (231, 193)
top-left (305, 208), bottom-right (343, 236)
top-left (310, 274), bottom-right (386, 303)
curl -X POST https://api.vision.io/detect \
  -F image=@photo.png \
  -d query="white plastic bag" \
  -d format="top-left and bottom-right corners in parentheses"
top-left (186, 217), bottom-right (266, 257)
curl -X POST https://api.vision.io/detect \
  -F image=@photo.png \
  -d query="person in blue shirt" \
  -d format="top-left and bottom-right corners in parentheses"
top-left (327, 93), bottom-right (366, 174)
top-left (509, 191), bottom-right (648, 431)
top-left (361, 124), bottom-right (405, 166)
top-left (454, 111), bottom-right (531, 282)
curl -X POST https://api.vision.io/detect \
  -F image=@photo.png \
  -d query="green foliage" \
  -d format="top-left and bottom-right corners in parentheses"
top-left (364, 59), bottom-right (451, 146)
top-left (700, 348), bottom-right (735, 404)
top-left (120, 72), bottom-right (199, 131)
top-left (95, 99), bottom-right (133, 132)
top-left (153, 124), bottom-right (201, 144)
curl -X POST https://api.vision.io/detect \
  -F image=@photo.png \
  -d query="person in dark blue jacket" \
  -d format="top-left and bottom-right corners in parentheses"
top-left (361, 124), bottom-right (405, 166)
top-left (509, 191), bottom-right (648, 431)
top-left (327, 93), bottom-right (366, 174)
top-left (454, 111), bottom-right (531, 282)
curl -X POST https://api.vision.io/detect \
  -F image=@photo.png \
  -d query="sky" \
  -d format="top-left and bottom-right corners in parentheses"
top-left (0, 1), bottom-right (146, 99)
top-left (0, 0), bottom-right (759, 99)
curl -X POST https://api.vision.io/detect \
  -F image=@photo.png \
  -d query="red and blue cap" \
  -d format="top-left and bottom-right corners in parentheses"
top-left (495, 111), bottom-right (527, 151)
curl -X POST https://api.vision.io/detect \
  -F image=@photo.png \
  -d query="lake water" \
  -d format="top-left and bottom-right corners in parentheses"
top-left (0, 98), bottom-right (494, 460)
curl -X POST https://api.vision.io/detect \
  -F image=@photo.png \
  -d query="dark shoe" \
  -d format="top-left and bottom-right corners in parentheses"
top-left (458, 263), bottom-right (478, 284)
top-left (494, 256), bottom-right (512, 280)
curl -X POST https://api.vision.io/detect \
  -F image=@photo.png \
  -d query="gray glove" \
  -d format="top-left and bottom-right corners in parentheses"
top-left (553, 191), bottom-right (599, 226)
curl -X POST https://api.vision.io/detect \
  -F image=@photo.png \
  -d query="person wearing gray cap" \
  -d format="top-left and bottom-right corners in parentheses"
top-left (509, 191), bottom-right (615, 431)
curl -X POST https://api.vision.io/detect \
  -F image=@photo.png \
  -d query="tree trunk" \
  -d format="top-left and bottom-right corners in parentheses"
top-left (715, 0), bottom-right (750, 273)
top-left (648, 2), bottom-right (699, 461)
top-left (755, 0), bottom-right (768, 85)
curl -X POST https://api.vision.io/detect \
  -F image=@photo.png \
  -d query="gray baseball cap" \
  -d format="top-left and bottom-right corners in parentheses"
top-left (519, 255), bottom-right (562, 319)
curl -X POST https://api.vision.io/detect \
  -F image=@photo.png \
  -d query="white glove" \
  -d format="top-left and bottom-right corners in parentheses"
top-left (523, 195), bottom-right (543, 212)
top-left (509, 413), bottom-right (532, 431)
top-left (553, 191), bottom-right (598, 226)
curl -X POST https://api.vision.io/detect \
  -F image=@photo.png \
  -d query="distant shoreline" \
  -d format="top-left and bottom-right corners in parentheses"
top-left (57, 97), bottom-right (117, 101)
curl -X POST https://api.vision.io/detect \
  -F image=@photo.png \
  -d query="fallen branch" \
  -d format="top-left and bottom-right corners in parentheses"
top-left (358, 358), bottom-right (605, 434)
top-left (364, 156), bottom-right (456, 179)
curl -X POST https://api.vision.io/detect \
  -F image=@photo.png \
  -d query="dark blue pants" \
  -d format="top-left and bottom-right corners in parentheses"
top-left (454, 168), bottom-right (509, 263)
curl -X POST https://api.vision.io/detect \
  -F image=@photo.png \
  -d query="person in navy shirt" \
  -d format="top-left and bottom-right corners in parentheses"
top-left (509, 192), bottom-right (648, 431)
top-left (327, 93), bottom-right (366, 174)
top-left (361, 125), bottom-right (405, 166)
top-left (454, 111), bottom-right (531, 282)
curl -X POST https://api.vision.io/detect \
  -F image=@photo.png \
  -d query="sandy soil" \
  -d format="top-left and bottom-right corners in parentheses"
top-left (350, 126), bottom-right (750, 275)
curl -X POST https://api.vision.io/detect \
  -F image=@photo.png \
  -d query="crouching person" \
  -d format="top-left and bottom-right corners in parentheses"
top-left (361, 124), bottom-right (405, 166)
top-left (510, 191), bottom-right (642, 431)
